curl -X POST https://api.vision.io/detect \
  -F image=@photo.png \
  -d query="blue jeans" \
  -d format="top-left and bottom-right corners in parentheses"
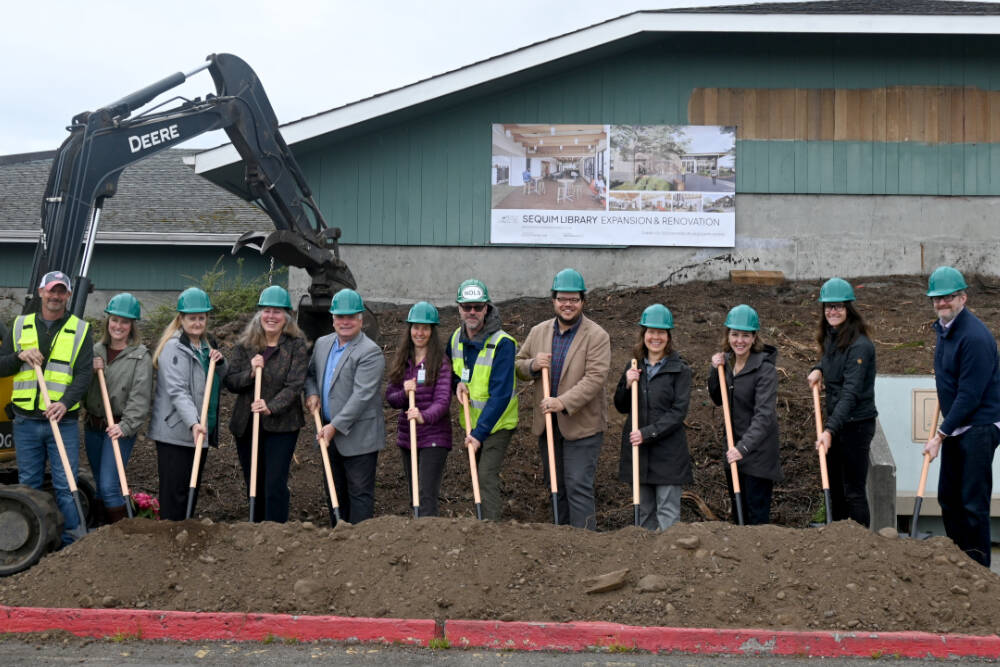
top-left (14, 415), bottom-right (84, 545)
top-left (84, 428), bottom-right (136, 508)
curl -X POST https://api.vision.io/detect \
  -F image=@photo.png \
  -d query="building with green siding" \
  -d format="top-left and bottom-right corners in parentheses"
top-left (200, 2), bottom-right (1000, 303)
top-left (0, 149), bottom-right (279, 319)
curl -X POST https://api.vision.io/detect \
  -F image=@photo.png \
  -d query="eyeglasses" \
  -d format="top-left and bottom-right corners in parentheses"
top-left (554, 297), bottom-right (582, 305)
top-left (823, 303), bottom-right (847, 312)
top-left (459, 304), bottom-right (486, 313)
top-left (931, 294), bottom-right (959, 304)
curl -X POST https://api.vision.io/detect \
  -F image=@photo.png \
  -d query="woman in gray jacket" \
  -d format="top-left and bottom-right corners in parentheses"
top-left (149, 288), bottom-right (226, 521)
top-left (83, 293), bottom-right (152, 523)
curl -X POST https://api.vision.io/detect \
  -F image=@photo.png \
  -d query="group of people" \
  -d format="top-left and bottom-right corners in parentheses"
top-left (1, 264), bottom-right (997, 569)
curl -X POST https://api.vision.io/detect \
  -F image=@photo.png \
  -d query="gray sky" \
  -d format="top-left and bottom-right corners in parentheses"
top-left (2, 0), bottom-right (766, 155)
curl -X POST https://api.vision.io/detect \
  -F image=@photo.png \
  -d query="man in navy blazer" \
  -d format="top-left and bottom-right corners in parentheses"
top-left (305, 289), bottom-right (385, 525)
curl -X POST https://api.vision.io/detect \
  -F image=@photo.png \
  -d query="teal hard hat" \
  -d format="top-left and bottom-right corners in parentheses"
top-left (258, 285), bottom-right (292, 309)
top-left (640, 304), bottom-right (674, 330)
top-left (552, 268), bottom-right (585, 292)
top-left (818, 277), bottom-right (856, 303)
top-left (330, 288), bottom-right (365, 315)
top-left (926, 266), bottom-right (968, 297)
top-left (407, 301), bottom-right (439, 325)
top-left (177, 287), bottom-right (212, 314)
top-left (456, 279), bottom-right (490, 303)
top-left (105, 292), bottom-right (141, 320)
top-left (725, 304), bottom-right (760, 332)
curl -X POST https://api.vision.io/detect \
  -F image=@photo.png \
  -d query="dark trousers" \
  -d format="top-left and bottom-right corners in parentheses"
top-left (537, 420), bottom-right (602, 530)
top-left (235, 429), bottom-right (298, 523)
top-left (724, 465), bottom-right (773, 525)
top-left (939, 424), bottom-right (1000, 567)
top-left (826, 418), bottom-right (875, 527)
top-left (476, 429), bottom-right (514, 520)
top-left (156, 442), bottom-right (208, 521)
top-left (398, 445), bottom-right (449, 516)
top-left (323, 445), bottom-right (378, 527)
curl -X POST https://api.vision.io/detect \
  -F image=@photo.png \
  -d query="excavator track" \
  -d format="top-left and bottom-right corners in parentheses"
top-left (0, 484), bottom-right (62, 576)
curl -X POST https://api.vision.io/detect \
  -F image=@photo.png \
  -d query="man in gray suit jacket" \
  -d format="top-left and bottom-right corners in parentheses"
top-left (305, 289), bottom-right (385, 525)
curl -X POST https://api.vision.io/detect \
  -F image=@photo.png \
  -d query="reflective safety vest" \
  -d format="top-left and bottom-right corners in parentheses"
top-left (11, 313), bottom-right (90, 412)
top-left (450, 329), bottom-right (518, 433)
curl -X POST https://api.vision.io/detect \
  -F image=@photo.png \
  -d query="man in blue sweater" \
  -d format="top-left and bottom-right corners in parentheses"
top-left (923, 266), bottom-right (1000, 567)
top-left (449, 279), bottom-right (518, 520)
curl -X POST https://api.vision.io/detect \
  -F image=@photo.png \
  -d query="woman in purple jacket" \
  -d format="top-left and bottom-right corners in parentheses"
top-left (385, 301), bottom-right (453, 516)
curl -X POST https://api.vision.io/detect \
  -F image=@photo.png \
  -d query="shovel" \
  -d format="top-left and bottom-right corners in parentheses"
top-left (541, 366), bottom-right (559, 524)
top-left (33, 366), bottom-right (88, 531)
top-left (716, 364), bottom-right (745, 526)
top-left (185, 357), bottom-right (216, 519)
top-left (248, 365), bottom-right (262, 522)
top-left (311, 408), bottom-right (341, 524)
top-left (96, 367), bottom-right (134, 518)
top-left (911, 401), bottom-right (940, 539)
top-left (629, 359), bottom-right (640, 527)
top-left (407, 389), bottom-right (420, 518)
top-left (459, 393), bottom-right (483, 520)
top-left (811, 384), bottom-right (833, 525)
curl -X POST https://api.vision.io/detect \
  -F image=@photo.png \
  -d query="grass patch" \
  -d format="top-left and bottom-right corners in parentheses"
top-left (108, 628), bottom-right (142, 642)
top-left (428, 637), bottom-right (450, 649)
top-left (893, 340), bottom-right (924, 350)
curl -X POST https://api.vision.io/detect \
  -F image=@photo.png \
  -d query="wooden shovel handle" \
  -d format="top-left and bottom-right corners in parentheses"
top-left (630, 359), bottom-right (640, 506)
top-left (249, 366), bottom-right (262, 498)
top-left (312, 408), bottom-right (339, 510)
top-left (460, 394), bottom-right (482, 504)
top-left (32, 365), bottom-right (79, 493)
top-left (716, 364), bottom-right (741, 494)
top-left (408, 389), bottom-right (419, 509)
top-left (811, 384), bottom-right (831, 490)
top-left (96, 367), bottom-right (130, 498)
top-left (916, 402), bottom-right (941, 498)
top-left (541, 367), bottom-right (558, 494)
top-left (188, 357), bottom-right (216, 489)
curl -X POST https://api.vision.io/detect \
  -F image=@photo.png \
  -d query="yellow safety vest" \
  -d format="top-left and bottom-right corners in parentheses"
top-left (11, 313), bottom-right (89, 412)
top-left (450, 329), bottom-right (518, 433)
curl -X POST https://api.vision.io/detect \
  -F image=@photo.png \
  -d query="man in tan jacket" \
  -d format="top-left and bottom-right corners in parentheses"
top-left (516, 268), bottom-right (610, 530)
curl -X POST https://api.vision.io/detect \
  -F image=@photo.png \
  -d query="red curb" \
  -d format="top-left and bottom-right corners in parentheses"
top-left (0, 605), bottom-right (436, 645)
top-left (444, 620), bottom-right (1000, 658)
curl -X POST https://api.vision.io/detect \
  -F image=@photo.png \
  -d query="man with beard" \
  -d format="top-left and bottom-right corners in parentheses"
top-left (516, 268), bottom-right (610, 530)
top-left (448, 279), bottom-right (518, 520)
top-left (923, 266), bottom-right (1000, 566)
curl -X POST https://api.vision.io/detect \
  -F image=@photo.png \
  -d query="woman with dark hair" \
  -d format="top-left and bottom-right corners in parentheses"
top-left (385, 301), bottom-right (452, 516)
top-left (807, 278), bottom-right (877, 527)
top-left (83, 293), bottom-right (152, 523)
top-left (708, 304), bottom-right (783, 525)
top-left (613, 304), bottom-right (691, 531)
top-left (223, 285), bottom-right (308, 523)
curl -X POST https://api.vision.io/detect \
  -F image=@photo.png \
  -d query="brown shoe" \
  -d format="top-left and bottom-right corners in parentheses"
top-left (105, 504), bottom-right (129, 523)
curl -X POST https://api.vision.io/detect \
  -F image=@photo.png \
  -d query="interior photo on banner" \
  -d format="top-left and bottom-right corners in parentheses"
top-left (490, 123), bottom-right (735, 247)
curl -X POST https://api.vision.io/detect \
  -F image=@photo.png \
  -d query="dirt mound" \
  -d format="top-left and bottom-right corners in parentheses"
top-left (2, 516), bottom-right (999, 635)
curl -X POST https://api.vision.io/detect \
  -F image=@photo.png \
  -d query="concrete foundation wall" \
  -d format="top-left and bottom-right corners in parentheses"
top-left (290, 194), bottom-right (1000, 307)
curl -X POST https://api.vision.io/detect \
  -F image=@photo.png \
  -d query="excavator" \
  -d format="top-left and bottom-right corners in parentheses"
top-left (0, 53), bottom-right (368, 575)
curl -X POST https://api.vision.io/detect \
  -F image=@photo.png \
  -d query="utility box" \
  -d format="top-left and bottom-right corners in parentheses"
top-left (874, 375), bottom-right (1000, 538)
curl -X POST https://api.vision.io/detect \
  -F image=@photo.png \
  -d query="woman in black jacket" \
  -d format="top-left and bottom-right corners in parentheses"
top-left (709, 304), bottom-right (783, 525)
top-left (807, 278), bottom-right (877, 527)
top-left (614, 304), bottom-right (692, 531)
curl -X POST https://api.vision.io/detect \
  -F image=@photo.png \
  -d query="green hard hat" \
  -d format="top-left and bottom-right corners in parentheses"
top-left (725, 304), bottom-right (760, 332)
top-left (552, 268), bottom-right (585, 292)
top-left (818, 277), bottom-right (856, 303)
top-left (258, 285), bottom-right (292, 309)
top-left (407, 301), bottom-right (439, 324)
top-left (640, 304), bottom-right (674, 330)
top-left (456, 279), bottom-right (490, 303)
top-left (177, 287), bottom-right (212, 314)
top-left (330, 288), bottom-right (364, 315)
top-left (926, 266), bottom-right (968, 297)
top-left (105, 292), bottom-right (141, 320)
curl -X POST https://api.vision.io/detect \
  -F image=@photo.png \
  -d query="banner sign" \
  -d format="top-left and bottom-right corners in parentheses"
top-left (490, 124), bottom-right (736, 247)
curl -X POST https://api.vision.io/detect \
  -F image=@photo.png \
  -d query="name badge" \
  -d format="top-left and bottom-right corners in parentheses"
top-left (417, 367), bottom-right (427, 385)
top-left (461, 367), bottom-right (471, 382)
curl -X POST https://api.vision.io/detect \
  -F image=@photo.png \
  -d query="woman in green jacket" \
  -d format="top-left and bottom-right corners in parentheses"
top-left (83, 293), bottom-right (153, 523)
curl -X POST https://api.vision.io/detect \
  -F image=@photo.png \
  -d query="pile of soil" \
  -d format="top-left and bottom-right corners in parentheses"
top-left (3, 516), bottom-right (1000, 635)
top-left (5, 274), bottom-right (1000, 633)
